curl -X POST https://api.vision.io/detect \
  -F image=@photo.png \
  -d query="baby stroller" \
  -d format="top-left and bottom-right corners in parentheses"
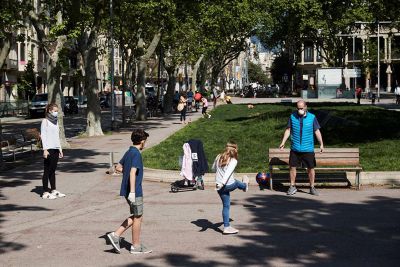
top-left (170, 139), bottom-right (208, 193)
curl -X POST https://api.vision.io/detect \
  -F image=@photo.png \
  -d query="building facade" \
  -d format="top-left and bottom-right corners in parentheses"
top-left (296, 26), bottom-right (400, 93)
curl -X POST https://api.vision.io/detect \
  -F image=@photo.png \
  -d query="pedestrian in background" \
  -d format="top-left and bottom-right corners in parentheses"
top-left (107, 129), bottom-right (152, 254)
top-left (355, 87), bottom-right (363, 105)
top-left (213, 141), bottom-right (249, 234)
top-left (173, 91), bottom-right (180, 112)
top-left (201, 96), bottom-right (211, 118)
top-left (212, 88), bottom-right (219, 108)
top-left (279, 100), bottom-right (324, 196)
top-left (41, 103), bottom-right (65, 200)
top-left (178, 93), bottom-right (187, 124)
top-left (194, 90), bottom-right (202, 112)
top-left (187, 89), bottom-right (194, 112)
top-left (395, 85), bottom-right (400, 105)
top-left (220, 90), bottom-right (226, 102)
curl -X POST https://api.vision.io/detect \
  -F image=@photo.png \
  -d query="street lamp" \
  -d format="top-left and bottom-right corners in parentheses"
top-left (109, 0), bottom-right (115, 129)
top-left (355, 20), bottom-right (392, 102)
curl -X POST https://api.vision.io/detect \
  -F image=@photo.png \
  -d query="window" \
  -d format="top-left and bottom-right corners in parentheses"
top-left (20, 43), bottom-right (26, 62)
top-left (31, 44), bottom-right (35, 61)
top-left (304, 42), bottom-right (314, 62)
top-left (70, 55), bottom-right (77, 69)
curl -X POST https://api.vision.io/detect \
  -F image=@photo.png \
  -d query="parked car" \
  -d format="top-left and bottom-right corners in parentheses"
top-left (64, 96), bottom-right (79, 114)
top-left (29, 93), bottom-right (76, 118)
top-left (145, 84), bottom-right (156, 97)
top-left (29, 93), bottom-right (48, 118)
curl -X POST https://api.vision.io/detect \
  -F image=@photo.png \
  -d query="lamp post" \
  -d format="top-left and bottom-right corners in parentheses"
top-left (355, 20), bottom-right (392, 102)
top-left (109, 0), bottom-right (115, 129)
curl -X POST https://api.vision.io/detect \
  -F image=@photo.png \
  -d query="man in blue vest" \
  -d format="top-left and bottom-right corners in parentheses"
top-left (279, 100), bottom-right (324, 196)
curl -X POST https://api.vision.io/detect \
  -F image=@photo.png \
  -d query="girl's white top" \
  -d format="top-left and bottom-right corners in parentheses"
top-left (40, 119), bottom-right (61, 150)
top-left (212, 156), bottom-right (237, 186)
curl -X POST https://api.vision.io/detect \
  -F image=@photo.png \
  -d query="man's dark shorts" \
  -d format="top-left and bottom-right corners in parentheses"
top-left (125, 197), bottom-right (143, 217)
top-left (289, 150), bottom-right (316, 168)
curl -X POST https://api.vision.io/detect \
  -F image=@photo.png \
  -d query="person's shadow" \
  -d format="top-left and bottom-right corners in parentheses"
top-left (30, 186), bottom-right (42, 197)
top-left (191, 219), bottom-right (234, 233)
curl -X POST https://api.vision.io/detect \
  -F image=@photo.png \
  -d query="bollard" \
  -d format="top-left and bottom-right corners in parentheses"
top-left (109, 151), bottom-right (114, 170)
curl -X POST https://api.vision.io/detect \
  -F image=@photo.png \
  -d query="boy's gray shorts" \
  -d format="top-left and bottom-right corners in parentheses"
top-left (125, 197), bottom-right (143, 217)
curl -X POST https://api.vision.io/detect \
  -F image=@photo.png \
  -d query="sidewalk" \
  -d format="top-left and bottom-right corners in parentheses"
top-left (1, 101), bottom-right (399, 266)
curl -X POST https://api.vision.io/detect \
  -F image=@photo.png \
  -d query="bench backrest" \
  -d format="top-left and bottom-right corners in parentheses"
top-left (269, 148), bottom-right (360, 166)
top-left (23, 128), bottom-right (41, 141)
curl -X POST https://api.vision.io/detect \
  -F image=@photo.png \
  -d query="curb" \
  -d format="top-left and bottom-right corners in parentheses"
top-left (143, 168), bottom-right (400, 186)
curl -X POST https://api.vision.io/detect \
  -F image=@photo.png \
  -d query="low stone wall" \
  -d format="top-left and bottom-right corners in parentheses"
top-left (144, 168), bottom-right (400, 186)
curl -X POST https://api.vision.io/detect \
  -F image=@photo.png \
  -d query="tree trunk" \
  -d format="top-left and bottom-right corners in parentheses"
top-left (210, 65), bottom-right (221, 90)
top-left (191, 54), bottom-right (204, 91)
top-left (83, 44), bottom-right (103, 136)
top-left (0, 38), bottom-right (11, 69)
top-left (198, 59), bottom-right (208, 92)
top-left (135, 32), bottom-right (161, 120)
top-left (47, 36), bottom-right (69, 148)
top-left (29, 10), bottom-right (69, 148)
top-left (136, 59), bottom-right (147, 120)
top-left (163, 66), bottom-right (178, 113)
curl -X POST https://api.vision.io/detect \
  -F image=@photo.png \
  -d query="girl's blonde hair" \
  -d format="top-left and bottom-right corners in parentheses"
top-left (218, 141), bottom-right (238, 167)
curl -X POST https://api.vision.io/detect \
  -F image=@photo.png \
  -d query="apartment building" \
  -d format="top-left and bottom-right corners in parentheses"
top-left (296, 26), bottom-right (400, 93)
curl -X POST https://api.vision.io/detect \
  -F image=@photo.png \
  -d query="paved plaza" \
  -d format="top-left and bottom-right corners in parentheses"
top-left (1, 98), bottom-right (400, 266)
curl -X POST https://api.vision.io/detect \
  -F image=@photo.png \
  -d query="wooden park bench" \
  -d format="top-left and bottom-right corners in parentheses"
top-left (268, 148), bottom-right (362, 190)
top-left (1, 128), bottom-right (41, 161)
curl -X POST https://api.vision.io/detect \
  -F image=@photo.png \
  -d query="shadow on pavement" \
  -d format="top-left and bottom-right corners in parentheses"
top-left (122, 194), bottom-right (399, 266)
top-left (191, 219), bottom-right (224, 233)
top-left (118, 254), bottom-right (220, 267)
top-left (208, 194), bottom-right (400, 266)
top-left (0, 204), bottom-right (51, 254)
top-left (0, 148), bottom-right (111, 256)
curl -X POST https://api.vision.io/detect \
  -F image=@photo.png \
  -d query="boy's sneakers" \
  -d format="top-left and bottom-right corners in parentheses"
top-left (51, 190), bottom-right (66, 198)
top-left (287, 185), bottom-right (297, 195)
top-left (310, 186), bottom-right (319, 196)
top-left (223, 226), bottom-right (239, 235)
top-left (42, 192), bottom-right (57, 200)
top-left (208, 114), bottom-right (211, 118)
top-left (242, 175), bottom-right (249, 192)
top-left (107, 232), bottom-right (121, 253)
top-left (130, 244), bottom-right (152, 254)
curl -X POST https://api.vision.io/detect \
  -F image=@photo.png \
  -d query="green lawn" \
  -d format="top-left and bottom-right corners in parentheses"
top-left (143, 103), bottom-right (400, 172)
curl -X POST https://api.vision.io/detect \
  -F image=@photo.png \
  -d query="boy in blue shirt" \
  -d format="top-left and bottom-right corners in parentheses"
top-left (107, 129), bottom-right (152, 254)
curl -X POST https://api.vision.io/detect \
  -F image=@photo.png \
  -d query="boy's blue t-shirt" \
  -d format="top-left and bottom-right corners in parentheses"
top-left (119, 146), bottom-right (144, 197)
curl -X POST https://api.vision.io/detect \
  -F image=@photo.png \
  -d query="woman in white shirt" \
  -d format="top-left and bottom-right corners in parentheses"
top-left (40, 103), bottom-right (65, 199)
top-left (213, 142), bottom-right (249, 234)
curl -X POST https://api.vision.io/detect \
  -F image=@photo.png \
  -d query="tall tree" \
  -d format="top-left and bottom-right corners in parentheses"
top-left (112, 0), bottom-right (175, 120)
top-left (0, 0), bottom-right (28, 69)
top-left (29, 2), bottom-right (70, 148)
top-left (258, 0), bottom-right (372, 67)
top-left (74, 0), bottom-right (106, 136)
top-left (17, 57), bottom-right (36, 100)
top-left (248, 62), bottom-right (270, 85)
top-left (200, 0), bottom-right (263, 89)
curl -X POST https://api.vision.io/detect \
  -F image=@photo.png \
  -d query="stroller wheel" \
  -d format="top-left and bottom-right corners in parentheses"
top-left (171, 186), bottom-right (178, 193)
top-left (197, 179), bottom-right (205, 190)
